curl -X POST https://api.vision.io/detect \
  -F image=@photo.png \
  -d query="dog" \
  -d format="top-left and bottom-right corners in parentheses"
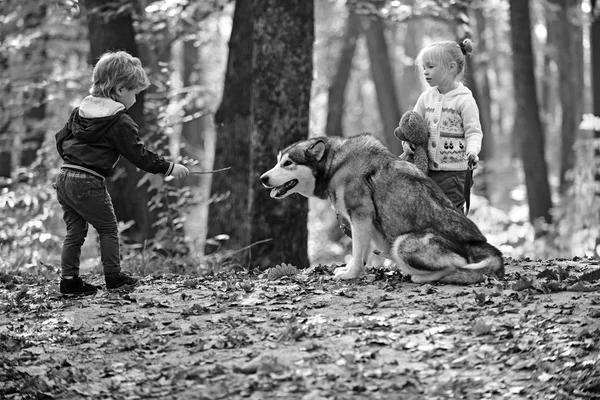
top-left (260, 133), bottom-right (504, 284)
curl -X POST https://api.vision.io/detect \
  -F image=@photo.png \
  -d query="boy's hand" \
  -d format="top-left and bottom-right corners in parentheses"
top-left (465, 152), bottom-right (479, 169)
top-left (170, 164), bottom-right (190, 179)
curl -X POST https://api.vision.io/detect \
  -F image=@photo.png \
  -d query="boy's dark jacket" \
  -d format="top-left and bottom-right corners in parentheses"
top-left (55, 96), bottom-right (173, 177)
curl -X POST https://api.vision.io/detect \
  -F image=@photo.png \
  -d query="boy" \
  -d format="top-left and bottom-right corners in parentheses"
top-left (54, 51), bottom-right (189, 296)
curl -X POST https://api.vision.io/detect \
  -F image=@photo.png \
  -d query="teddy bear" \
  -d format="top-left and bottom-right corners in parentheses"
top-left (393, 111), bottom-right (429, 175)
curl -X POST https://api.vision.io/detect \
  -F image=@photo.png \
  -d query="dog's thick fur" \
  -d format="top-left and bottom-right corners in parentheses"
top-left (260, 133), bottom-right (504, 284)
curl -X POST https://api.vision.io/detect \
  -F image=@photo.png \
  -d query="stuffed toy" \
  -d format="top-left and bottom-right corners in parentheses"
top-left (393, 111), bottom-right (429, 175)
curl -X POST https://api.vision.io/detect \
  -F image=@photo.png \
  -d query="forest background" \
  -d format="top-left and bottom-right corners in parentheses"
top-left (1, 0), bottom-right (600, 275)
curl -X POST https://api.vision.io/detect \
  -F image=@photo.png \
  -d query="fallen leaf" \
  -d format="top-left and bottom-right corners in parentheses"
top-left (473, 319), bottom-right (492, 336)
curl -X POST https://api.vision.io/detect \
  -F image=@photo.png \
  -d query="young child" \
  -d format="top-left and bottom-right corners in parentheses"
top-left (54, 50), bottom-right (189, 296)
top-left (403, 38), bottom-right (482, 212)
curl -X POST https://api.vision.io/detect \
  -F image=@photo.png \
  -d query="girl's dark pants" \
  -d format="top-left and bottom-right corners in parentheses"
top-left (428, 170), bottom-right (471, 212)
top-left (54, 168), bottom-right (121, 277)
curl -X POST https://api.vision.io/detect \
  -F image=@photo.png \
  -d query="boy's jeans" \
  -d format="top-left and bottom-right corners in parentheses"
top-left (54, 169), bottom-right (121, 277)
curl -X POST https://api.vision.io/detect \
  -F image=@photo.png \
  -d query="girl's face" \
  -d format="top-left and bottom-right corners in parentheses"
top-left (420, 54), bottom-right (457, 93)
top-left (115, 87), bottom-right (142, 109)
top-left (421, 60), bottom-right (445, 88)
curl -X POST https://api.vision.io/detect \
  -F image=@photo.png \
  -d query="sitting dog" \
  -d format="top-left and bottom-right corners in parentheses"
top-left (260, 133), bottom-right (504, 284)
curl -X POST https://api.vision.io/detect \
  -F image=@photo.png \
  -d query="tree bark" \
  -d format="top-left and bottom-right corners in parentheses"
top-left (19, 4), bottom-right (48, 167)
top-left (362, 16), bottom-right (402, 154)
top-left (591, 0), bottom-right (600, 254)
top-left (509, 0), bottom-right (553, 228)
top-left (249, 0), bottom-right (313, 269)
top-left (179, 37), bottom-right (216, 255)
top-left (550, 0), bottom-right (583, 194)
top-left (326, 9), bottom-right (360, 138)
top-left (207, 0), bottom-right (254, 252)
top-left (472, 8), bottom-right (493, 166)
top-left (80, 0), bottom-right (157, 242)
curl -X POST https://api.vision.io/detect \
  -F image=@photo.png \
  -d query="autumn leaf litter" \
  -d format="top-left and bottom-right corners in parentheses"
top-left (1, 257), bottom-right (600, 399)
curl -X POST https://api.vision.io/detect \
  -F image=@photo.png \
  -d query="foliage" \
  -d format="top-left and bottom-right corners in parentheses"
top-left (0, 176), bottom-right (62, 269)
top-left (555, 135), bottom-right (600, 256)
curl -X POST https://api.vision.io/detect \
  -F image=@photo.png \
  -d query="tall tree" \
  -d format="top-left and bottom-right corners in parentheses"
top-left (19, 4), bottom-right (48, 167)
top-left (550, 0), bottom-right (583, 194)
top-left (207, 0), bottom-right (254, 252)
top-left (80, 0), bottom-right (158, 242)
top-left (509, 0), bottom-right (553, 229)
top-left (249, 0), bottom-right (313, 269)
top-left (591, 0), bottom-right (600, 255)
top-left (362, 15), bottom-right (402, 153)
top-left (326, 9), bottom-right (360, 138)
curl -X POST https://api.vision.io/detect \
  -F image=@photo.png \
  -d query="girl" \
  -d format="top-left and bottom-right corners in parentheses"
top-left (405, 38), bottom-right (482, 212)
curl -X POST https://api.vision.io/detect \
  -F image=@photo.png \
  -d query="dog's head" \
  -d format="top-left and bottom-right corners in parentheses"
top-left (260, 138), bottom-right (327, 199)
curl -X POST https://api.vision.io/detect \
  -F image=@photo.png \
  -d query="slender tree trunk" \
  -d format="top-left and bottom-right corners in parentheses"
top-left (249, 0), bottom-right (313, 269)
top-left (362, 16), bottom-right (402, 154)
top-left (591, 0), bottom-right (600, 255)
top-left (553, 0), bottom-right (583, 194)
top-left (398, 0), bottom-right (423, 111)
top-left (80, 0), bottom-right (157, 242)
top-left (509, 0), bottom-right (553, 228)
top-left (19, 5), bottom-right (48, 167)
top-left (473, 8), bottom-right (493, 165)
top-left (179, 38), bottom-right (217, 255)
top-left (207, 0), bottom-right (254, 252)
top-left (326, 9), bottom-right (360, 138)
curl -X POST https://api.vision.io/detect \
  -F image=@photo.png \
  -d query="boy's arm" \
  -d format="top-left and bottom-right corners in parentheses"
top-left (55, 109), bottom-right (78, 160)
top-left (112, 115), bottom-right (174, 175)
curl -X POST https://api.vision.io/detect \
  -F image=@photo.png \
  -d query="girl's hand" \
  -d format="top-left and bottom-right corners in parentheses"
top-left (466, 152), bottom-right (479, 169)
top-left (171, 164), bottom-right (190, 179)
top-left (402, 141), bottom-right (415, 155)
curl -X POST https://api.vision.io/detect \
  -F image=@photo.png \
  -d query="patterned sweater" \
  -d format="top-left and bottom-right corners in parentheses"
top-left (413, 83), bottom-right (482, 171)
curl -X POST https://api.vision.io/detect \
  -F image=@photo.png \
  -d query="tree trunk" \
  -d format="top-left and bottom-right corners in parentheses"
top-left (399, 0), bottom-right (423, 113)
top-left (249, 0), bottom-right (313, 269)
top-left (509, 0), bottom-right (553, 228)
top-left (207, 0), bottom-right (254, 252)
top-left (179, 38), bottom-right (217, 255)
top-left (80, 0), bottom-right (157, 242)
top-left (552, 0), bottom-right (583, 194)
top-left (19, 5), bottom-right (48, 167)
top-left (362, 16), bottom-right (402, 154)
top-left (472, 8), bottom-right (493, 165)
top-left (591, 0), bottom-right (600, 255)
top-left (326, 9), bottom-right (360, 138)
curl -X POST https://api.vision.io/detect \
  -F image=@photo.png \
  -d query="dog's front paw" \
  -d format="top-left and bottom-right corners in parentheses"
top-left (333, 266), bottom-right (348, 278)
top-left (333, 263), bottom-right (363, 280)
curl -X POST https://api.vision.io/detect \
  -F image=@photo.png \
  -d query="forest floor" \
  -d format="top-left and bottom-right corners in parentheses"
top-left (1, 258), bottom-right (600, 400)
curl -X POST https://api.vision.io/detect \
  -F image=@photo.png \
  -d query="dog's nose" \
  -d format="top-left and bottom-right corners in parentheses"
top-left (260, 174), bottom-right (269, 185)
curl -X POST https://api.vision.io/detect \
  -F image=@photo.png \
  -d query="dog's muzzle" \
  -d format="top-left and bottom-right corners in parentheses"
top-left (260, 173), bottom-right (298, 199)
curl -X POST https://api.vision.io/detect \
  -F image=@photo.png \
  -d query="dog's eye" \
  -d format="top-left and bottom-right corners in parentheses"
top-left (282, 160), bottom-right (292, 167)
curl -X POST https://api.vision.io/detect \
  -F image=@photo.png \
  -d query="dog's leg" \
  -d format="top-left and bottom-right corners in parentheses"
top-left (334, 218), bottom-right (373, 279)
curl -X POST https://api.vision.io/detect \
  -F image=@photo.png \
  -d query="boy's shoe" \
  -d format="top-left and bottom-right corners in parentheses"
top-left (60, 276), bottom-right (98, 297)
top-left (105, 272), bottom-right (139, 290)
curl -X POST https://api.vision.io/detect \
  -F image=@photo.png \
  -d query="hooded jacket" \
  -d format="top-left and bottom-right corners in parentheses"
top-left (413, 83), bottom-right (482, 172)
top-left (55, 96), bottom-right (173, 178)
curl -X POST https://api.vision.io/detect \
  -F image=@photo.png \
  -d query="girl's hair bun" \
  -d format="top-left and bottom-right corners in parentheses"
top-left (459, 38), bottom-right (473, 57)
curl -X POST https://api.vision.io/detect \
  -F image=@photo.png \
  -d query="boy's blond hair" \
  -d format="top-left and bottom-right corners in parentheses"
top-left (90, 51), bottom-right (151, 99)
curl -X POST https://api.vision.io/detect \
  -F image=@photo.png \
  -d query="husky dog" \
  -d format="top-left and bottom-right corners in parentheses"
top-left (260, 133), bottom-right (504, 284)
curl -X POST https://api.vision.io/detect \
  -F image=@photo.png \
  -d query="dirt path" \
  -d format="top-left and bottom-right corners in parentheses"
top-left (1, 259), bottom-right (600, 399)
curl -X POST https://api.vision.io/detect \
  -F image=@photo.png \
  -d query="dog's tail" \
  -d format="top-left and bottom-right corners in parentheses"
top-left (461, 242), bottom-right (504, 275)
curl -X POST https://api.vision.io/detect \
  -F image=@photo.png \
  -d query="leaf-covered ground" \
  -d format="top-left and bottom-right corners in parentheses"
top-left (1, 258), bottom-right (600, 400)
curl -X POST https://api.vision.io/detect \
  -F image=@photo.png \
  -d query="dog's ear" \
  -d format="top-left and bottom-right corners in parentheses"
top-left (307, 139), bottom-right (326, 161)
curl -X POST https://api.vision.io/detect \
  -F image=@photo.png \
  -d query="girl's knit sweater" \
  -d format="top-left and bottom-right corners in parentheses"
top-left (413, 83), bottom-right (482, 171)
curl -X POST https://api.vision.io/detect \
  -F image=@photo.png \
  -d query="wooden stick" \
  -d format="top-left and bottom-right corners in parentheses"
top-left (189, 167), bottom-right (231, 175)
